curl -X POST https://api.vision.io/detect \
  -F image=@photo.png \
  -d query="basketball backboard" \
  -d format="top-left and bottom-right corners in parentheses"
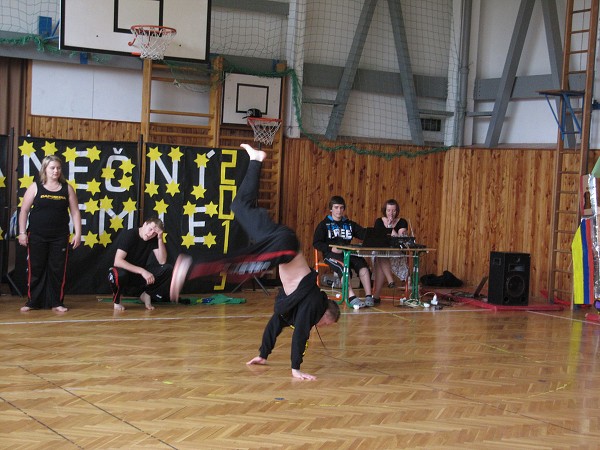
top-left (61, 0), bottom-right (210, 63)
top-left (221, 73), bottom-right (282, 125)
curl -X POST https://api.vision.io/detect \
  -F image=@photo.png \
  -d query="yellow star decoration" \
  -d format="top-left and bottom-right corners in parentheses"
top-left (191, 184), bottom-right (206, 200)
top-left (183, 201), bottom-right (197, 216)
top-left (181, 234), bottom-right (195, 249)
top-left (161, 232), bottom-right (168, 244)
top-left (146, 146), bottom-right (162, 161)
top-left (194, 153), bottom-right (209, 168)
top-left (0, 175), bottom-right (6, 188)
top-left (204, 232), bottom-right (217, 248)
top-left (119, 175), bottom-right (134, 190)
top-left (154, 199), bottom-right (169, 215)
top-left (84, 199), bottom-right (99, 215)
top-left (86, 146), bottom-right (101, 162)
top-left (86, 179), bottom-right (101, 195)
top-left (98, 232), bottom-right (112, 247)
top-left (67, 179), bottom-right (77, 190)
top-left (99, 195), bottom-right (113, 211)
top-left (102, 166), bottom-right (115, 179)
top-left (110, 215), bottom-right (124, 231)
top-left (0, 227), bottom-right (4, 240)
top-left (19, 175), bottom-right (34, 189)
top-left (18, 140), bottom-right (35, 157)
top-left (169, 146), bottom-right (183, 161)
top-left (205, 202), bottom-right (219, 217)
top-left (120, 159), bottom-right (135, 174)
top-left (165, 180), bottom-right (180, 196)
top-left (84, 231), bottom-right (98, 248)
top-left (63, 146), bottom-right (78, 163)
top-left (42, 141), bottom-right (58, 156)
top-left (145, 182), bottom-right (159, 197)
top-left (123, 198), bottom-right (137, 213)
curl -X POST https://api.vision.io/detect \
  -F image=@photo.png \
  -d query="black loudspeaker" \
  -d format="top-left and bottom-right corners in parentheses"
top-left (488, 252), bottom-right (530, 305)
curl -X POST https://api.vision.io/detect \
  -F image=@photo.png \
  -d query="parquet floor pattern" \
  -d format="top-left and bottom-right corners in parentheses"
top-left (0, 289), bottom-right (599, 449)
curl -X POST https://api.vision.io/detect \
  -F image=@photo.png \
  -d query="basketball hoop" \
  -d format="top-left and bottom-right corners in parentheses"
top-left (247, 117), bottom-right (282, 147)
top-left (128, 25), bottom-right (177, 60)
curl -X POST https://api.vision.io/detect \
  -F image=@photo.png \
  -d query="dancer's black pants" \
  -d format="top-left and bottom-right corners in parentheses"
top-left (187, 160), bottom-right (299, 280)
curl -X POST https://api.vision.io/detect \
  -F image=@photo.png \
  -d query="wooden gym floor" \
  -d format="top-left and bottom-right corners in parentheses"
top-left (0, 287), bottom-right (599, 449)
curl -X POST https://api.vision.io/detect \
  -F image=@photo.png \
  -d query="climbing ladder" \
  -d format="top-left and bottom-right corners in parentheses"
top-left (546, 0), bottom-right (598, 305)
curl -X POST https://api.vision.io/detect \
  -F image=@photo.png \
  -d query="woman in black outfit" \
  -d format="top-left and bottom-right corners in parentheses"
top-left (18, 155), bottom-right (82, 312)
top-left (372, 199), bottom-right (409, 302)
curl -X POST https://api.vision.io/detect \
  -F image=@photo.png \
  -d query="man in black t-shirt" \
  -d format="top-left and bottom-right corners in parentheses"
top-left (108, 217), bottom-right (172, 311)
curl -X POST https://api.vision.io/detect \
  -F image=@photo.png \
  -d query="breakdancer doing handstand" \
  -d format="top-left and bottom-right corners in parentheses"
top-left (170, 143), bottom-right (340, 380)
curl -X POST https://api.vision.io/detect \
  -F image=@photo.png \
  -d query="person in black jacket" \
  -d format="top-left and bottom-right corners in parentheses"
top-left (170, 143), bottom-right (340, 380)
top-left (313, 196), bottom-right (374, 307)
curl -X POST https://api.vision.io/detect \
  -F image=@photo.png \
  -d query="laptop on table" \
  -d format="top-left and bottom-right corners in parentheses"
top-left (361, 227), bottom-right (392, 247)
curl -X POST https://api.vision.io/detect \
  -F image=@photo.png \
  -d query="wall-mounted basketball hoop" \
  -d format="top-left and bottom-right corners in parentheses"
top-left (247, 117), bottom-right (282, 148)
top-left (128, 25), bottom-right (177, 60)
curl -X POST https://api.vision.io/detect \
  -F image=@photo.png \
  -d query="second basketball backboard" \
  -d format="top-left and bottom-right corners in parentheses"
top-left (61, 0), bottom-right (210, 63)
top-left (221, 73), bottom-right (282, 125)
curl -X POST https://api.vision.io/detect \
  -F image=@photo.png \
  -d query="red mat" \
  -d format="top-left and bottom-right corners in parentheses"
top-left (442, 293), bottom-right (564, 312)
top-left (539, 289), bottom-right (578, 307)
top-left (585, 313), bottom-right (600, 322)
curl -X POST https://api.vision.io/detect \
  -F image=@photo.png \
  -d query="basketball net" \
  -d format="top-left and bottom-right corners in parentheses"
top-left (247, 117), bottom-right (282, 147)
top-left (129, 25), bottom-right (177, 60)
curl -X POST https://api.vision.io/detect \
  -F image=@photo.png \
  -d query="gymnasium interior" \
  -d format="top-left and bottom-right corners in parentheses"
top-left (1, 1), bottom-right (600, 448)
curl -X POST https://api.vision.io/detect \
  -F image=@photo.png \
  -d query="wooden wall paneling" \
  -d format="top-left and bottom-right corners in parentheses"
top-left (26, 116), bottom-right (140, 142)
top-left (442, 149), bottom-right (468, 278)
top-left (471, 150), bottom-right (487, 277)
top-left (529, 149), bottom-right (553, 298)
top-left (435, 148), bottom-right (557, 299)
top-left (461, 150), bottom-right (477, 275)
top-left (518, 152), bottom-right (533, 247)
top-left (296, 141), bottom-right (317, 263)
top-left (451, 149), bottom-right (468, 276)
top-left (438, 149), bottom-right (457, 272)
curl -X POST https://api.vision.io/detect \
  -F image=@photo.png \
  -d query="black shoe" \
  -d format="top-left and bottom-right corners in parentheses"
top-left (373, 297), bottom-right (381, 305)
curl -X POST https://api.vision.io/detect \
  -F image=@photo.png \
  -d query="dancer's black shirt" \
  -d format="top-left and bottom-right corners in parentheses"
top-left (259, 271), bottom-right (328, 370)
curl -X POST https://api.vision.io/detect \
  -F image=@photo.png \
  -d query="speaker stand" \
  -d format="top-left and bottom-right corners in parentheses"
top-left (3, 272), bottom-right (23, 297)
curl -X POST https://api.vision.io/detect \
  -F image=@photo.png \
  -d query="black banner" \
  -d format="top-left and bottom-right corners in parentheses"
top-left (15, 138), bottom-right (252, 295)
top-left (142, 144), bottom-right (250, 293)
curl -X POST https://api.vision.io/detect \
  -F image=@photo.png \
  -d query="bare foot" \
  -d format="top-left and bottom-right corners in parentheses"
top-left (114, 303), bottom-right (125, 311)
top-left (52, 306), bottom-right (68, 312)
top-left (140, 292), bottom-right (154, 310)
top-left (240, 144), bottom-right (266, 161)
top-left (20, 306), bottom-right (31, 312)
top-left (292, 369), bottom-right (317, 380)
